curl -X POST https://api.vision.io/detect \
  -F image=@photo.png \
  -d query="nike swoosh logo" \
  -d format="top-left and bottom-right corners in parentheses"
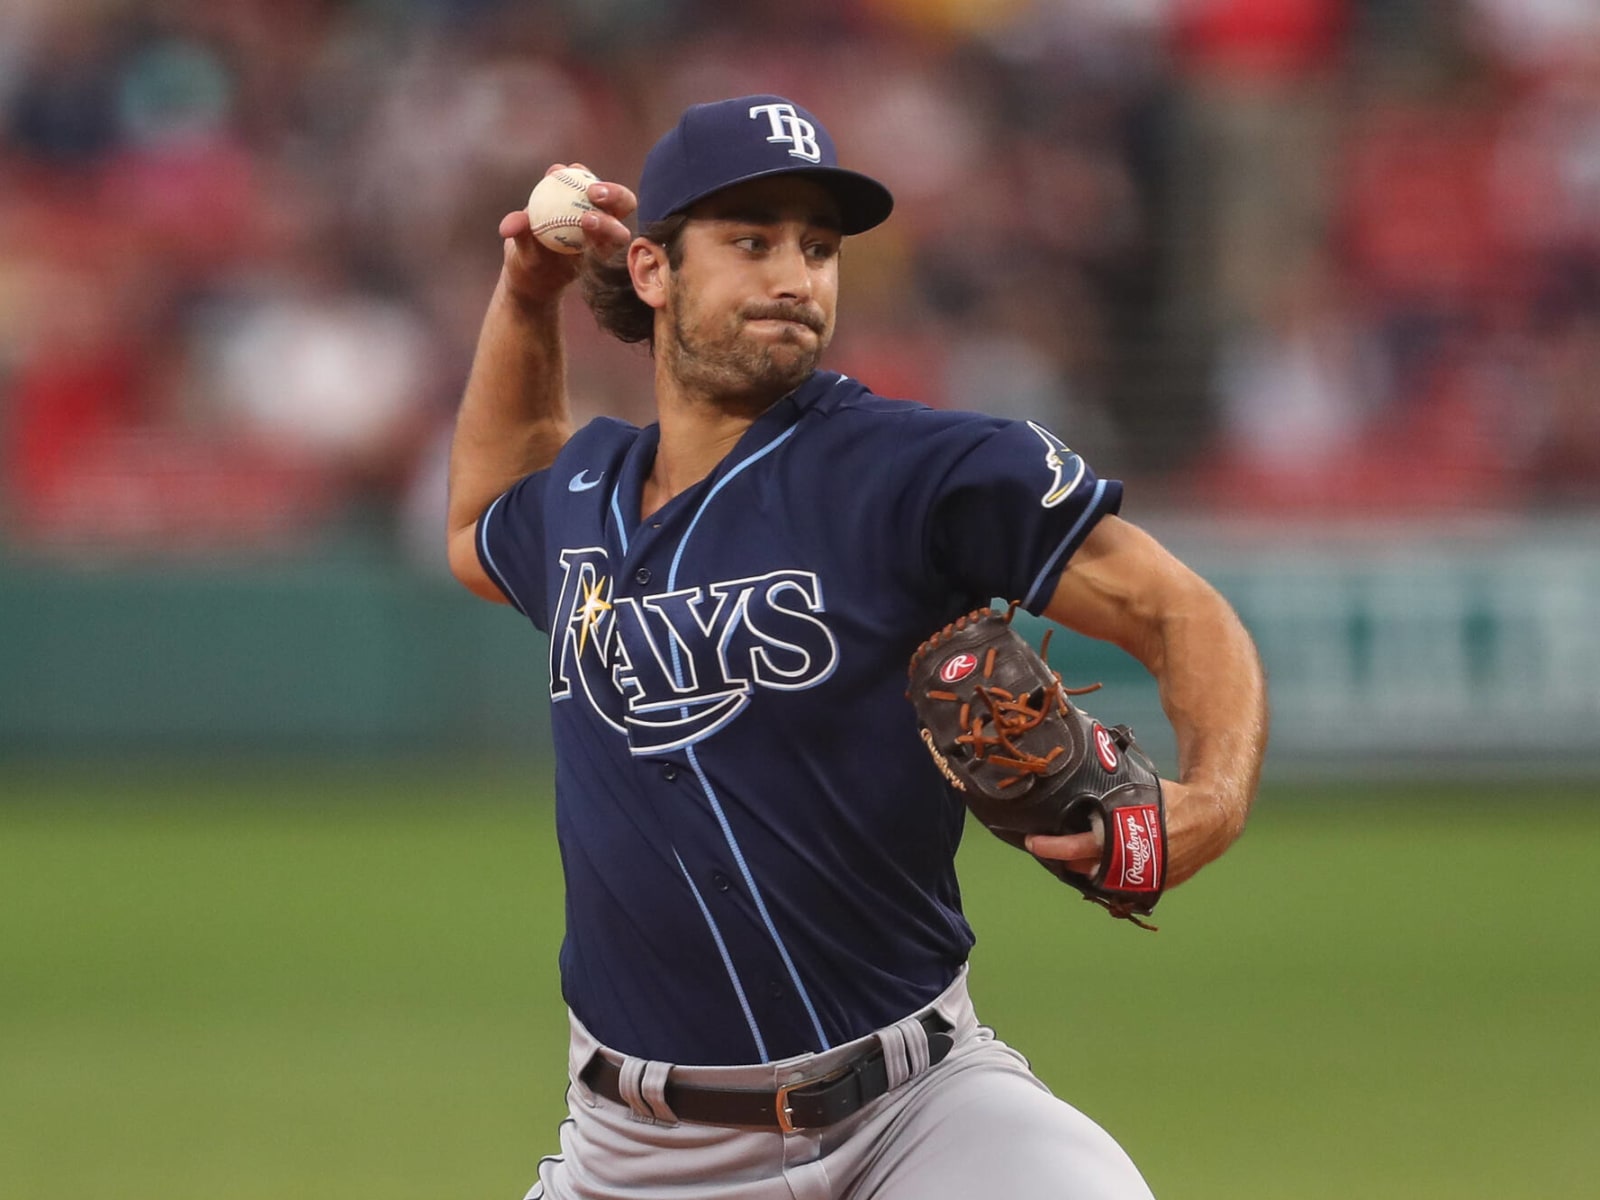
top-left (568, 470), bottom-right (603, 493)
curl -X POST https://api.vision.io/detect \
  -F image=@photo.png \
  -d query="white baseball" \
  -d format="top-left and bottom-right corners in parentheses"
top-left (525, 166), bottom-right (599, 254)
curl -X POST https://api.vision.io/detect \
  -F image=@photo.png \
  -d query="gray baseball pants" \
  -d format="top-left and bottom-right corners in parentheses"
top-left (522, 967), bottom-right (1155, 1199)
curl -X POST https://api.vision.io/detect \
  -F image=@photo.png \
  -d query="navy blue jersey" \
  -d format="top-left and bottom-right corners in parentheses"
top-left (477, 371), bottom-right (1121, 1065)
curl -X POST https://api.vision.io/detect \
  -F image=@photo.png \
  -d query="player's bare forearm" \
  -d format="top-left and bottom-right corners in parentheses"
top-left (446, 275), bottom-right (573, 601)
top-left (446, 168), bottom-right (637, 601)
top-left (1038, 516), bottom-right (1268, 886)
top-left (448, 272), bottom-right (573, 521)
top-left (1139, 583), bottom-right (1266, 884)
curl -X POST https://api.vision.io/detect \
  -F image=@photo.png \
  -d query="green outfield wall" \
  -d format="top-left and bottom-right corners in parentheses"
top-left (1128, 516), bottom-right (1600, 771)
top-left (0, 555), bottom-right (555, 757)
top-left (3, 519), bottom-right (1598, 770)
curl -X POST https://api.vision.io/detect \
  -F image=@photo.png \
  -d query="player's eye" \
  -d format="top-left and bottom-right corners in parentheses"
top-left (733, 235), bottom-right (766, 253)
top-left (806, 240), bottom-right (839, 262)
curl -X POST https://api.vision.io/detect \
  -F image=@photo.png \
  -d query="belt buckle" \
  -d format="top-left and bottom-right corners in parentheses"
top-left (773, 1063), bottom-right (849, 1133)
top-left (774, 1076), bottom-right (803, 1134)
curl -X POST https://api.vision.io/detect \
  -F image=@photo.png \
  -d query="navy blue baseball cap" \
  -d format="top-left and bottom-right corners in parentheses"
top-left (636, 95), bottom-right (894, 235)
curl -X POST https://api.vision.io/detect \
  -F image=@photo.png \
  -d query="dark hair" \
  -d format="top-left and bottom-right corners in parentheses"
top-left (580, 215), bottom-right (688, 347)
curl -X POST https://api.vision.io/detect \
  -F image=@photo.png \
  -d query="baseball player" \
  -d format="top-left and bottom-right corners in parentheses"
top-left (447, 95), bottom-right (1267, 1199)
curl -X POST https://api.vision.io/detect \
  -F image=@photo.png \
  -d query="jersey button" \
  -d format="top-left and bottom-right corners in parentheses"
top-left (661, 765), bottom-right (678, 782)
top-left (712, 871), bottom-right (731, 893)
top-left (634, 568), bottom-right (652, 585)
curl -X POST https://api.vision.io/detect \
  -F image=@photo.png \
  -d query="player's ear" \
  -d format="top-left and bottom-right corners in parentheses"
top-left (628, 237), bottom-right (670, 311)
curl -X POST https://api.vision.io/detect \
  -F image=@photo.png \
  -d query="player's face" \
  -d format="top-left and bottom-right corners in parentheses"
top-left (660, 178), bottom-right (842, 406)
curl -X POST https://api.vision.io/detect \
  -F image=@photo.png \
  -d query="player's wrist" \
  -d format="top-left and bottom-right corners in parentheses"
top-left (1162, 778), bottom-right (1248, 874)
top-left (496, 267), bottom-right (569, 321)
top-left (497, 225), bottom-right (583, 309)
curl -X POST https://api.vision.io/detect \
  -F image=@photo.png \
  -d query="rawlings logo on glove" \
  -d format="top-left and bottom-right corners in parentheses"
top-left (1108, 806), bottom-right (1162, 892)
top-left (907, 605), bottom-right (1168, 929)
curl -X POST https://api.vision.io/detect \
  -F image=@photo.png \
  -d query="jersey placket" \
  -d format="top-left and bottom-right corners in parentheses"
top-left (610, 406), bottom-right (833, 1061)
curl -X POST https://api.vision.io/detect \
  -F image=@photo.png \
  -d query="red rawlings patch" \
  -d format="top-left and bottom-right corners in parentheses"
top-left (1093, 723), bottom-right (1119, 772)
top-left (1104, 805), bottom-right (1163, 893)
top-left (939, 653), bottom-right (978, 684)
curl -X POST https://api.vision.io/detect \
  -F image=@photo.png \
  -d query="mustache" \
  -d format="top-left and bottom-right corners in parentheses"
top-left (741, 303), bottom-right (825, 334)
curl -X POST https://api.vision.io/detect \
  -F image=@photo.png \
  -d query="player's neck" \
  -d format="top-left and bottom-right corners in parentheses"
top-left (641, 387), bottom-right (761, 521)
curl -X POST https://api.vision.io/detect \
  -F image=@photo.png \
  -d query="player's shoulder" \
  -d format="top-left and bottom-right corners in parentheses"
top-left (803, 372), bottom-right (926, 419)
top-left (788, 375), bottom-right (1034, 501)
top-left (802, 372), bottom-right (1008, 437)
top-left (546, 415), bottom-right (645, 473)
top-left (562, 415), bottom-right (642, 454)
top-left (496, 417), bottom-right (640, 506)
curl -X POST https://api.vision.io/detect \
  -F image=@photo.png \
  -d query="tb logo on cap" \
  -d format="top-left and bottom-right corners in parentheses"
top-left (749, 102), bottom-right (822, 163)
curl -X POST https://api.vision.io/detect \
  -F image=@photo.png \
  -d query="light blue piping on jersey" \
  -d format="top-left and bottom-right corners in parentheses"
top-left (609, 483), bottom-right (629, 555)
top-left (684, 743), bottom-right (829, 1052)
top-left (478, 492), bottom-right (528, 615)
top-left (666, 424), bottom-right (799, 585)
top-left (673, 848), bottom-right (768, 1061)
top-left (662, 420), bottom-right (833, 1056)
top-left (1022, 478), bottom-right (1108, 612)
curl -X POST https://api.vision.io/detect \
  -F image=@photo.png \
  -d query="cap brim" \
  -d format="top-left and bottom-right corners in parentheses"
top-left (674, 164), bottom-right (894, 235)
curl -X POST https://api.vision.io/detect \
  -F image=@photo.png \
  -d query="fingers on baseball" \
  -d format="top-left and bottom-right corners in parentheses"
top-left (590, 181), bottom-right (638, 221)
top-left (580, 188), bottom-right (637, 249)
top-left (530, 162), bottom-right (634, 251)
top-left (499, 210), bottom-right (532, 239)
top-left (543, 160), bottom-right (636, 211)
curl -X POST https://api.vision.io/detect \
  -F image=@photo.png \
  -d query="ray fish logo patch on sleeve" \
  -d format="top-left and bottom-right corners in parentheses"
top-left (1027, 421), bottom-right (1086, 508)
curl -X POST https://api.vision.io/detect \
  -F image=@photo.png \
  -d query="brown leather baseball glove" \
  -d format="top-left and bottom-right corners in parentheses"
top-left (908, 605), bottom-right (1167, 929)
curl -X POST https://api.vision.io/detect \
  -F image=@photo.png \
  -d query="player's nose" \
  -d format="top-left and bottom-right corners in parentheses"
top-left (765, 240), bottom-right (813, 300)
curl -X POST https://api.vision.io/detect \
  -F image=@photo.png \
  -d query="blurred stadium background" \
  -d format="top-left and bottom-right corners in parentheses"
top-left (2, 1), bottom-right (1597, 1197)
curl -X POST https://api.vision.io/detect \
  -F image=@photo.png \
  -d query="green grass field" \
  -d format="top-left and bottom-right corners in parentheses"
top-left (2, 764), bottom-right (1596, 1199)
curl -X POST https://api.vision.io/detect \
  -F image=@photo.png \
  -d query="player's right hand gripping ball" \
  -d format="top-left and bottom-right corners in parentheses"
top-left (525, 166), bottom-right (599, 254)
top-left (908, 606), bottom-right (1167, 929)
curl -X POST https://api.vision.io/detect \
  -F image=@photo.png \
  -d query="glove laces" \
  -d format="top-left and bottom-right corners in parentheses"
top-left (929, 623), bottom-right (1102, 790)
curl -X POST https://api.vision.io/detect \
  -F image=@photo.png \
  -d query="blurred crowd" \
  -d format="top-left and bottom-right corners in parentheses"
top-left (2, 0), bottom-right (1597, 566)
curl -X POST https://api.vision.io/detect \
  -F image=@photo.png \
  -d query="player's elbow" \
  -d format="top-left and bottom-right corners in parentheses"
top-left (1144, 571), bottom-right (1238, 664)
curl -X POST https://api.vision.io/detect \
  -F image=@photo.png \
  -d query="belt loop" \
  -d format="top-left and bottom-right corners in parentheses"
top-left (640, 1058), bottom-right (677, 1125)
top-left (617, 1055), bottom-right (677, 1125)
top-left (876, 1015), bottom-right (923, 1091)
top-left (617, 1056), bottom-right (654, 1123)
top-left (904, 1015), bottom-right (932, 1077)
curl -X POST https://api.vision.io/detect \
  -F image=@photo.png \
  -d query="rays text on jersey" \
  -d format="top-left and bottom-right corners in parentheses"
top-left (549, 547), bottom-right (839, 753)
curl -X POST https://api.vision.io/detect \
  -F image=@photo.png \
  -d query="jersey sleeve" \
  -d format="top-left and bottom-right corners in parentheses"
top-left (475, 469), bottom-right (552, 630)
top-left (917, 415), bottom-right (1122, 614)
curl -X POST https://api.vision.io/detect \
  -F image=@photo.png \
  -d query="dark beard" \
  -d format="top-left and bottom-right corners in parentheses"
top-left (665, 305), bottom-right (824, 414)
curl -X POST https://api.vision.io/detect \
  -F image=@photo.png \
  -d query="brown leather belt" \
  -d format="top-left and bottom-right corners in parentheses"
top-left (580, 1013), bottom-right (955, 1132)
